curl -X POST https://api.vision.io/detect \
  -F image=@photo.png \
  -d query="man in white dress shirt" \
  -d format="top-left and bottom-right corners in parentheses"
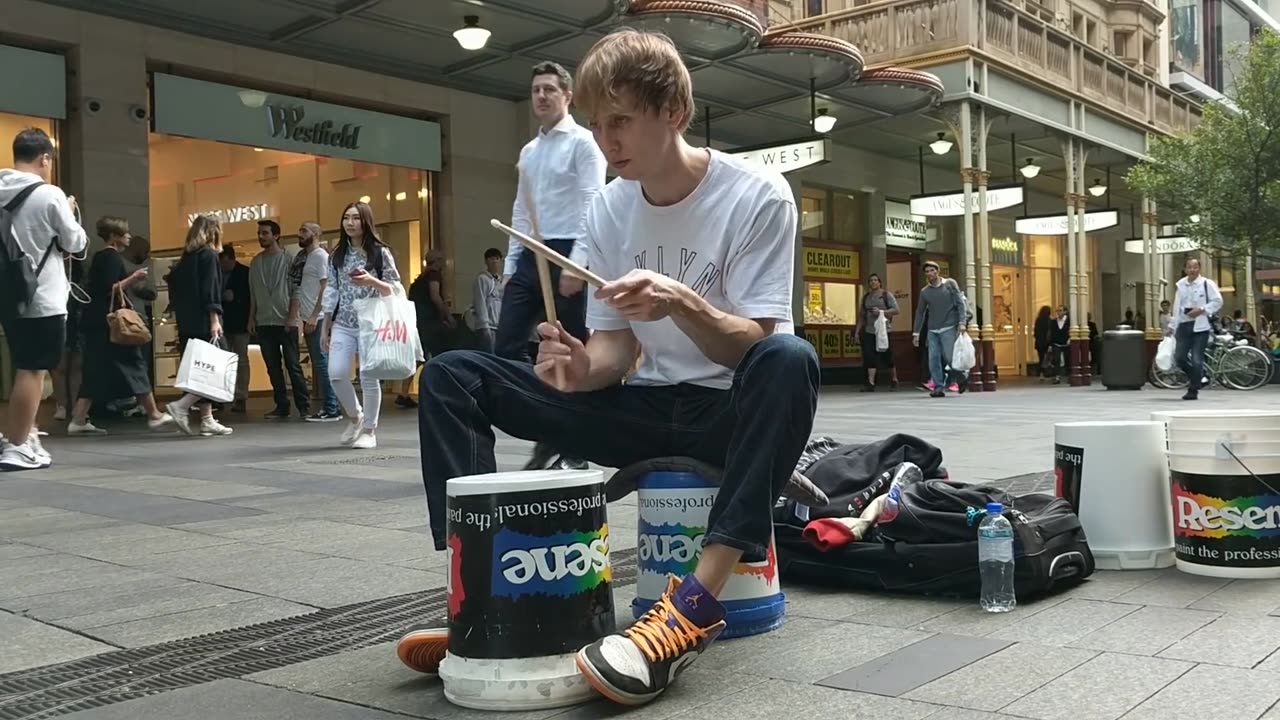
top-left (496, 61), bottom-right (607, 362)
top-left (1171, 256), bottom-right (1222, 401)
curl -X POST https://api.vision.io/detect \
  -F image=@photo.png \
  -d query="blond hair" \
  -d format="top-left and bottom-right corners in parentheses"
top-left (575, 27), bottom-right (695, 132)
top-left (95, 216), bottom-right (129, 243)
top-left (185, 215), bottom-right (223, 254)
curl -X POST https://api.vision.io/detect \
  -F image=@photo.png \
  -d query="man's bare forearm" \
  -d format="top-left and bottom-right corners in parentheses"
top-left (670, 285), bottom-right (771, 369)
top-left (578, 330), bottom-right (639, 392)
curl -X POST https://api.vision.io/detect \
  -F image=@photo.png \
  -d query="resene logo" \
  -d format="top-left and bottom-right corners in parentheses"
top-left (1174, 486), bottom-right (1280, 538)
top-left (638, 520), bottom-right (705, 577)
top-left (490, 525), bottom-right (611, 599)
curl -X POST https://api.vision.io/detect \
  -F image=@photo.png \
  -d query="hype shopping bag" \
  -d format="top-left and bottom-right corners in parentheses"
top-left (175, 337), bottom-right (238, 403)
top-left (355, 287), bottom-right (422, 381)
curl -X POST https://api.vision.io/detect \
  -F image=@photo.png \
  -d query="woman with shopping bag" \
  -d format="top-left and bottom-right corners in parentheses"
top-left (67, 216), bottom-right (174, 436)
top-left (165, 215), bottom-right (234, 437)
top-left (321, 201), bottom-right (404, 450)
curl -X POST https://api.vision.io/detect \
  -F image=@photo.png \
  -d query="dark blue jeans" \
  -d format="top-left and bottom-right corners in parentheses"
top-left (1174, 322), bottom-right (1210, 390)
top-left (494, 239), bottom-right (588, 362)
top-left (304, 318), bottom-right (339, 415)
top-left (417, 334), bottom-right (820, 562)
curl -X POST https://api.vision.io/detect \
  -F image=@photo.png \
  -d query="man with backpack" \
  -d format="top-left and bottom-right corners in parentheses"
top-left (0, 128), bottom-right (88, 470)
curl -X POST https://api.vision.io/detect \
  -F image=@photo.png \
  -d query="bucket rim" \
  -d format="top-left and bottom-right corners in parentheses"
top-left (1056, 420), bottom-right (1164, 428)
top-left (1161, 410), bottom-right (1280, 420)
top-left (448, 469), bottom-right (605, 496)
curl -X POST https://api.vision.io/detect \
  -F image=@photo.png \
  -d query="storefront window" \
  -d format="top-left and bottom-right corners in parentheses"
top-left (801, 188), bottom-right (826, 242)
top-left (800, 186), bottom-right (868, 367)
top-left (1171, 0), bottom-right (1206, 79)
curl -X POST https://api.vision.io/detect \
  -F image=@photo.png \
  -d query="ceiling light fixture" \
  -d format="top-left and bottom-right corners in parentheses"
top-left (1019, 158), bottom-right (1041, 179)
top-left (1189, 213), bottom-right (1201, 223)
top-left (454, 15), bottom-right (491, 51)
top-left (1088, 178), bottom-right (1107, 197)
top-left (237, 89), bottom-right (268, 108)
top-left (929, 132), bottom-right (952, 155)
top-left (812, 108), bottom-right (836, 134)
top-left (359, 195), bottom-right (371, 204)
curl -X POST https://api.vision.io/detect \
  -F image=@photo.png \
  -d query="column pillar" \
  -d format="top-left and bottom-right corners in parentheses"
top-left (976, 107), bottom-right (996, 391)
top-left (1142, 199), bottom-right (1161, 368)
top-left (1246, 251), bottom-right (1257, 327)
top-left (1074, 143), bottom-right (1091, 385)
top-left (1060, 137), bottom-right (1080, 384)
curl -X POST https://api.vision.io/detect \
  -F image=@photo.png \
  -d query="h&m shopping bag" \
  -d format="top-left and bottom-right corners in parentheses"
top-left (355, 286), bottom-right (423, 381)
top-left (175, 337), bottom-right (238, 403)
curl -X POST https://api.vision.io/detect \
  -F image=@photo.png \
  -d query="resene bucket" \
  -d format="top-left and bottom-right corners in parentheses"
top-left (633, 470), bottom-right (784, 638)
top-left (440, 469), bottom-right (614, 711)
top-left (1164, 411), bottom-right (1280, 579)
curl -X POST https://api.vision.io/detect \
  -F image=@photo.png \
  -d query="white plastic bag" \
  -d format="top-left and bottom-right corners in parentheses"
top-left (355, 286), bottom-right (422, 381)
top-left (952, 332), bottom-right (976, 373)
top-left (175, 337), bottom-right (239, 403)
top-left (1155, 335), bottom-right (1176, 371)
top-left (874, 311), bottom-right (889, 352)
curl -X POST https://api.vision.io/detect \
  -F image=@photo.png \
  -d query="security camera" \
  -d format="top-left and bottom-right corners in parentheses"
top-left (128, 104), bottom-right (148, 123)
top-left (84, 98), bottom-right (103, 115)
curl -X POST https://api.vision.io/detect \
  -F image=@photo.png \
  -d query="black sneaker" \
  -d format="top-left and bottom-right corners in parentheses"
top-left (305, 411), bottom-right (343, 422)
top-left (576, 576), bottom-right (725, 706)
top-left (1182, 389), bottom-right (1199, 401)
top-left (264, 408), bottom-right (291, 420)
top-left (395, 395), bottom-right (418, 409)
top-left (395, 625), bottom-right (448, 676)
top-left (930, 389), bottom-right (946, 398)
top-left (554, 457), bottom-right (589, 470)
top-left (861, 384), bottom-right (876, 392)
top-left (523, 442), bottom-right (558, 471)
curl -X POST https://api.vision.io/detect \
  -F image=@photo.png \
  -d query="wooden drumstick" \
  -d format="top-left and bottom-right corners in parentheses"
top-left (490, 219), bottom-right (606, 288)
top-left (516, 167), bottom-right (566, 387)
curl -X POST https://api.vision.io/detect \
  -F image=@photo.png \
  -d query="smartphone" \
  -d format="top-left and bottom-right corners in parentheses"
top-left (349, 268), bottom-right (367, 278)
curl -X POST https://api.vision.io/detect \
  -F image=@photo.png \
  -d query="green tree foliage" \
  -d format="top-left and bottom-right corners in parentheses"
top-left (1127, 29), bottom-right (1280, 258)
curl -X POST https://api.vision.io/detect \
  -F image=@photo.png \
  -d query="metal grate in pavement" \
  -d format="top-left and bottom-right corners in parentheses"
top-left (0, 548), bottom-right (639, 720)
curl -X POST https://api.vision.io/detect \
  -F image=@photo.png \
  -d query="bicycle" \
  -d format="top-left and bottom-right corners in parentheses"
top-left (1149, 330), bottom-right (1273, 391)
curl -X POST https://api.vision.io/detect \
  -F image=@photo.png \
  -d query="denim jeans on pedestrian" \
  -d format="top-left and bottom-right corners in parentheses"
top-left (305, 318), bottom-right (339, 415)
top-left (417, 333), bottom-right (820, 560)
top-left (927, 327), bottom-right (957, 388)
top-left (1174, 322), bottom-right (1210, 390)
top-left (256, 325), bottom-right (310, 414)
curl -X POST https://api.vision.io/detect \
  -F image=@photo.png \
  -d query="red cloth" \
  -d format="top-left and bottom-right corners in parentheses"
top-left (802, 517), bottom-right (858, 552)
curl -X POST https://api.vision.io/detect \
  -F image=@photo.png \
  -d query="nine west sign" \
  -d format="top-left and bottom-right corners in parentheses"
top-left (728, 138), bottom-right (830, 174)
top-left (151, 73), bottom-right (441, 171)
top-left (267, 104), bottom-right (362, 150)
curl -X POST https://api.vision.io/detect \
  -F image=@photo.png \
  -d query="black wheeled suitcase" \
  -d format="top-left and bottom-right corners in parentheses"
top-left (775, 480), bottom-right (1095, 599)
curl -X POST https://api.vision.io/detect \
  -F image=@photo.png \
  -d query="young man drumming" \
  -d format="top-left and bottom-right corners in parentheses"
top-left (405, 28), bottom-right (820, 706)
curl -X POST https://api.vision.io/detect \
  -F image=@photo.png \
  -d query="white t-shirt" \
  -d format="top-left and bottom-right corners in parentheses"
top-left (586, 149), bottom-right (796, 390)
top-left (296, 246), bottom-right (329, 320)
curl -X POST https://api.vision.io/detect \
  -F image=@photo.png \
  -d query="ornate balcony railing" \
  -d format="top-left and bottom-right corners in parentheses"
top-left (766, 0), bottom-right (1201, 134)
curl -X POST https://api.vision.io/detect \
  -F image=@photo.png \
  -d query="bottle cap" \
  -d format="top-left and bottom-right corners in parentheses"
top-left (986, 502), bottom-right (1004, 515)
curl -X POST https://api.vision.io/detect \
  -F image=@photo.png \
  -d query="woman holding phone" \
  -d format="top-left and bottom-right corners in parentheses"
top-left (166, 214), bottom-right (233, 437)
top-left (322, 201), bottom-right (400, 449)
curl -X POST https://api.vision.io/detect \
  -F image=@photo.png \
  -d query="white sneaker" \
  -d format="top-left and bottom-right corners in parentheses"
top-left (27, 432), bottom-right (51, 465)
top-left (351, 429), bottom-right (377, 449)
top-left (148, 414), bottom-right (176, 432)
top-left (166, 403), bottom-right (196, 436)
top-left (199, 417), bottom-right (234, 436)
top-left (53, 405), bottom-right (67, 421)
top-left (340, 414), bottom-right (364, 446)
top-left (0, 442), bottom-right (50, 471)
top-left (67, 419), bottom-right (107, 436)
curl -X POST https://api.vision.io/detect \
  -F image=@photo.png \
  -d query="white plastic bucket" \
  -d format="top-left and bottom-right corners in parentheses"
top-left (1053, 421), bottom-right (1174, 570)
top-left (440, 469), bottom-right (614, 711)
top-left (1164, 412), bottom-right (1280, 579)
top-left (634, 471), bottom-right (784, 638)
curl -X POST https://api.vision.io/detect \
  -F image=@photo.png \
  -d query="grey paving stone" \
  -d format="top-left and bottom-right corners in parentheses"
top-left (83, 596), bottom-right (315, 647)
top-left (817, 633), bottom-right (1012, 697)
top-left (22, 523), bottom-right (238, 562)
top-left (553, 667), bottom-right (769, 720)
top-left (60, 678), bottom-right (414, 719)
top-left (1120, 664), bottom-right (1280, 720)
top-left (1158, 614), bottom-right (1280, 668)
top-left (0, 478), bottom-right (268, 525)
top-left (1261, 649), bottom-right (1280, 674)
top-left (0, 611), bottom-right (118, 674)
top-left (902, 643), bottom-right (1097, 712)
top-left (706, 616), bottom-right (929, 683)
top-left (1190, 579), bottom-right (1280, 615)
top-left (252, 643), bottom-right (599, 720)
top-left (1059, 570), bottom-right (1168, 601)
top-left (0, 556), bottom-right (170, 602)
top-left (0, 542), bottom-right (53, 560)
top-left (988, 599), bottom-right (1139, 646)
top-left (1001, 652), bottom-right (1193, 720)
top-left (918, 595), bottom-right (1068, 637)
top-left (1068, 605), bottom-right (1221, 656)
top-left (35, 581), bottom-right (261, 629)
top-left (0, 506), bottom-right (122, 538)
top-left (212, 556), bottom-right (445, 607)
top-left (784, 587), bottom-right (963, 627)
top-left (668, 678), bottom-right (938, 720)
top-left (61, 473), bottom-right (286, 501)
top-left (1111, 570), bottom-right (1230, 608)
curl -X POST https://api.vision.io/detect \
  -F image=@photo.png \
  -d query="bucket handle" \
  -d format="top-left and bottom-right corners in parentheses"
top-left (1217, 440), bottom-right (1280, 496)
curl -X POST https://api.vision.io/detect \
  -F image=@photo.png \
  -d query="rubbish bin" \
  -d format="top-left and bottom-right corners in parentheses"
top-left (1101, 327), bottom-right (1146, 390)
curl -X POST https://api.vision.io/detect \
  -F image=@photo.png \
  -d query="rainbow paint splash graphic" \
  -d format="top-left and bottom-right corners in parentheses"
top-left (638, 520), bottom-right (705, 577)
top-left (489, 524), bottom-right (611, 600)
top-left (1172, 486), bottom-right (1280, 539)
top-left (734, 543), bottom-right (778, 586)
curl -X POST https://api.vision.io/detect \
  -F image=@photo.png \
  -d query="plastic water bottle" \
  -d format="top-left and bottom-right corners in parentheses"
top-left (978, 502), bottom-right (1016, 613)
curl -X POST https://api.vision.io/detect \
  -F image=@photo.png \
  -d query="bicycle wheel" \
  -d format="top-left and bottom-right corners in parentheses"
top-left (1150, 358), bottom-right (1187, 389)
top-left (1218, 345), bottom-right (1273, 390)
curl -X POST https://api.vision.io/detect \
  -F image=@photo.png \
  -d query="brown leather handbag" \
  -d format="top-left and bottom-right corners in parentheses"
top-left (108, 285), bottom-right (152, 346)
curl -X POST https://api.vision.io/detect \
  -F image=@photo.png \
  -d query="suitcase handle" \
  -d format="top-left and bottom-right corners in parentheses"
top-left (1048, 551), bottom-right (1087, 580)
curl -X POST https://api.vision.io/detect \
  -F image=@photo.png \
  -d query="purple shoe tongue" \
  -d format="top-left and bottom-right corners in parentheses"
top-left (669, 575), bottom-right (726, 629)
